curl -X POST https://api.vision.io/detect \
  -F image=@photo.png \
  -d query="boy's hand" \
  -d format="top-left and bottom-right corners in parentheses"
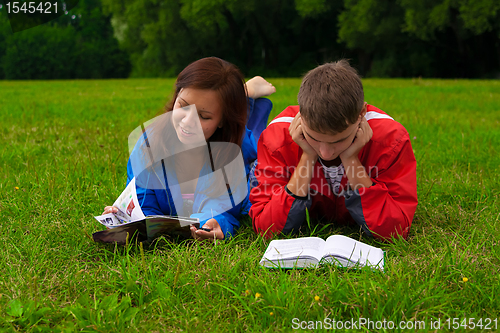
top-left (340, 116), bottom-right (373, 161)
top-left (190, 219), bottom-right (224, 241)
top-left (289, 112), bottom-right (318, 160)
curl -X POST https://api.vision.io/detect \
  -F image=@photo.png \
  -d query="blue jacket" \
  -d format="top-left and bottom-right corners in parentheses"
top-left (126, 127), bottom-right (258, 238)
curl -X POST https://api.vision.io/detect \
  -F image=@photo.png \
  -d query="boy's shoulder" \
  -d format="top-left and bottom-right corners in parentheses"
top-left (259, 106), bottom-right (300, 153)
top-left (267, 105), bottom-right (300, 125)
top-left (366, 105), bottom-right (411, 149)
top-left (259, 104), bottom-right (410, 154)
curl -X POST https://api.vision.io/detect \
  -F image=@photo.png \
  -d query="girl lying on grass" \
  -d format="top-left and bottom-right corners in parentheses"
top-left (103, 57), bottom-right (275, 241)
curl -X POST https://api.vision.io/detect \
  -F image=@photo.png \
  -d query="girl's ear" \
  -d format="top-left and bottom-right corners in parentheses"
top-left (218, 121), bottom-right (223, 129)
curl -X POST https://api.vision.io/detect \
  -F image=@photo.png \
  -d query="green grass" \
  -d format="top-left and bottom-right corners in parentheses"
top-left (1, 78), bottom-right (499, 332)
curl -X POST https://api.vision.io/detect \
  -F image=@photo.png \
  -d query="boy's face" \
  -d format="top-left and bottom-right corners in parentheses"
top-left (301, 108), bottom-right (366, 161)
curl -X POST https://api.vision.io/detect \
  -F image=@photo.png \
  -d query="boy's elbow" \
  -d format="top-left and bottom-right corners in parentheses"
top-left (250, 211), bottom-right (278, 238)
top-left (368, 216), bottom-right (412, 242)
top-left (253, 222), bottom-right (279, 239)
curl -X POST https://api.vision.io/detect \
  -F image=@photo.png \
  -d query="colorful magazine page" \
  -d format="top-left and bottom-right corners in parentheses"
top-left (112, 177), bottom-right (146, 223)
top-left (93, 177), bottom-right (146, 227)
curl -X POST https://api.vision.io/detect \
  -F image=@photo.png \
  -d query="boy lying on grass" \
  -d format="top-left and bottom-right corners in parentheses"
top-left (249, 60), bottom-right (418, 240)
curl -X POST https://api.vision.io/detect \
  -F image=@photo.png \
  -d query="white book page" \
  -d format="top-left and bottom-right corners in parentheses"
top-left (112, 177), bottom-right (146, 223)
top-left (263, 237), bottom-right (325, 262)
top-left (94, 213), bottom-right (123, 228)
top-left (323, 235), bottom-right (384, 270)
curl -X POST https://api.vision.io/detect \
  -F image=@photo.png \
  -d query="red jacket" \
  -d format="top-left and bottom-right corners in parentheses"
top-left (249, 105), bottom-right (418, 241)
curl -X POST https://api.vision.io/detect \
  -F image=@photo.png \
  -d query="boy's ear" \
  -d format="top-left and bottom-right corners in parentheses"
top-left (359, 102), bottom-right (368, 119)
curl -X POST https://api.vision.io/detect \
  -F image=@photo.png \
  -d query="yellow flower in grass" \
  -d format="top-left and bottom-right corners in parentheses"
top-left (255, 292), bottom-right (262, 299)
top-left (314, 295), bottom-right (320, 302)
top-left (270, 312), bottom-right (274, 316)
top-left (462, 277), bottom-right (468, 283)
top-left (15, 187), bottom-right (19, 190)
top-left (245, 289), bottom-right (251, 296)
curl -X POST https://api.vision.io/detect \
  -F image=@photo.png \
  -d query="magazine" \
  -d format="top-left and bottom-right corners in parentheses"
top-left (92, 178), bottom-right (199, 244)
top-left (94, 177), bottom-right (146, 228)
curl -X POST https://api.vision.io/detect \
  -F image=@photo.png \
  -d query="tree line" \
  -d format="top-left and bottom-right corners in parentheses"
top-left (1, 0), bottom-right (499, 79)
top-left (0, 0), bottom-right (130, 79)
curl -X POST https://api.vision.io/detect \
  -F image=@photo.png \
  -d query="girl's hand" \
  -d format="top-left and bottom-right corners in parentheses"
top-left (103, 206), bottom-right (118, 215)
top-left (190, 219), bottom-right (225, 241)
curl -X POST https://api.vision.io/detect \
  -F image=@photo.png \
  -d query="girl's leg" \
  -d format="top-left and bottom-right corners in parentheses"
top-left (245, 77), bottom-right (275, 143)
top-left (245, 76), bottom-right (276, 99)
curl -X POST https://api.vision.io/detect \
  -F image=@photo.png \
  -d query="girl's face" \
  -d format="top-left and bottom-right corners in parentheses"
top-left (171, 88), bottom-right (223, 145)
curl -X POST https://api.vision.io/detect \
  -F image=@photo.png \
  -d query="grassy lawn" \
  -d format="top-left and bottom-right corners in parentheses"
top-left (1, 78), bottom-right (499, 332)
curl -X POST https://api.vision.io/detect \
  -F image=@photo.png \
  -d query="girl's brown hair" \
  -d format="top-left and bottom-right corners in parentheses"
top-left (138, 57), bottom-right (248, 198)
top-left (165, 57), bottom-right (247, 147)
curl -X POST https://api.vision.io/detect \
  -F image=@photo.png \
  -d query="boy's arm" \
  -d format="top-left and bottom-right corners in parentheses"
top-left (250, 112), bottom-right (319, 237)
top-left (249, 140), bottom-right (313, 237)
top-left (286, 154), bottom-right (317, 197)
top-left (286, 112), bottom-right (318, 197)
top-left (340, 115), bottom-right (374, 190)
top-left (344, 132), bottom-right (418, 240)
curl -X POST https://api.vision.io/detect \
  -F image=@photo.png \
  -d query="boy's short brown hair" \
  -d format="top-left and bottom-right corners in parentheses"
top-left (298, 59), bottom-right (364, 134)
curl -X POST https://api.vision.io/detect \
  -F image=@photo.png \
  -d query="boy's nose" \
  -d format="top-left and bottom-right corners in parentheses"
top-left (319, 144), bottom-right (335, 161)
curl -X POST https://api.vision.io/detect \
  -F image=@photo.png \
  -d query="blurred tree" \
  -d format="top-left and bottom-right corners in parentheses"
top-left (70, 0), bottom-right (131, 78)
top-left (2, 0), bottom-right (499, 78)
top-left (400, 0), bottom-right (500, 77)
top-left (0, 10), bottom-right (9, 79)
top-left (337, 0), bottom-right (500, 77)
top-left (102, 0), bottom-right (347, 77)
top-left (3, 24), bottom-right (77, 79)
top-left (0, 0), bottom-right (130, 79)
top-left (402, 0), bottom-right (500, 38)
top-left (338, 0), bottom-right (405, 75)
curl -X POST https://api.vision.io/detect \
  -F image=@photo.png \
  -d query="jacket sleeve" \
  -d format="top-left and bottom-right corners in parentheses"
top-left (127, 158), bottom-right (169, 217)
top-left (192, 182), bottom-right (247, 238)
top-left (249, 140), bottom-right (312, 237)
top-left (345, 133), bottom-right (418, 240)
top-left (191, 210), bottom-right (239, 239)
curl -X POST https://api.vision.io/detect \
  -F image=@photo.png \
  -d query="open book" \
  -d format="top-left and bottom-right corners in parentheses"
top-left (259, 235), bottom-right (384, 271)
top-left (92, 178), bottom-right (199, 244)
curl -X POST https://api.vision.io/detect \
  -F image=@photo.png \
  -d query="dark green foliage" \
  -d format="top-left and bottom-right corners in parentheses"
top-left (3, 25), bottom-right (76, 79)
top-left (1, 0), bottom-right (500, 78)
top-left (0, 0), bottom-right (130, 79)
top-left (100, 0), bottom-right (500, 78)
top-left (0, 12), bottom-right (10, 79)
top-left (338, 0), bottom-right (500, 77)
top-left (100, 0), bottom-right (348, 77)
